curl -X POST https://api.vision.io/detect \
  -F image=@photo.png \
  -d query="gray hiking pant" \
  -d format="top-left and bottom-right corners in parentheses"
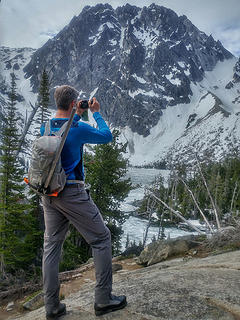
top-left (41, 184), bottom-right (112, 312)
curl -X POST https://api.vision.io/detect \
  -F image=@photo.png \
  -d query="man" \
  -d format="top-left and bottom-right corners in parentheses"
top-left (41, 85), bottom-right (127, 319)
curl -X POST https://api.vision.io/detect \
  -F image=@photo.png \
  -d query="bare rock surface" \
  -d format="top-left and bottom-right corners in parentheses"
top-left (8, 250), bottom-right (240, 320)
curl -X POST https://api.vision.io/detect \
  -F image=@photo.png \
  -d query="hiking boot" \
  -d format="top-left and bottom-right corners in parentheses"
top-left (46, 303), bottom-right (66, 319)
top-left (94, 294), bottom-right (127, 316)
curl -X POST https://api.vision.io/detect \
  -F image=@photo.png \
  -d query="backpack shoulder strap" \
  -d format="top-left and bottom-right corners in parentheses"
top-left (55, 121), bottom-right (69, 137)
top-left (44, 120), bottom-right (69, 137)
top-left (44, 121), bottom-right (51, 136)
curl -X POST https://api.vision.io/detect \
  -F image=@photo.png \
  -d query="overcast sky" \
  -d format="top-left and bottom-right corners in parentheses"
top-left (0, 0), bottom-right (240, 56)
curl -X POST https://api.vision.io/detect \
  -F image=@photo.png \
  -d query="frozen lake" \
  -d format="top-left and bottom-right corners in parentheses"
top-left (121, 167), bottom-right (198, 249)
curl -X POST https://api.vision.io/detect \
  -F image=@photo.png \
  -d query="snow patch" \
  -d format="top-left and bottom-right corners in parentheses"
top-left (132, 74), bottom-right (147, 84)
top-left (178, 61), bottom-right (185, 68)
top-left (133, 27), bottom-right (159, 49)
top-left (120, 58), bottom-right (239, 166)
top-left (110, 39), bottom-right (117, 46)
top-left (119, 27), bottom-right (126, 48)
top-left (89, 22), bottom-right (118, 46)
top-left (166, 73), bottom-right (182, 86)
top-left (129, 88), bottom-right (159, 98)
top-left (90, 87), bottom-right (98, 98)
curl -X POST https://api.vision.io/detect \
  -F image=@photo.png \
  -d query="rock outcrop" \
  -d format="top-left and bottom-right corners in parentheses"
top-left (10, 250), bottom-right (240, 320)
top-left (137, 235), bottom-right (201, 266)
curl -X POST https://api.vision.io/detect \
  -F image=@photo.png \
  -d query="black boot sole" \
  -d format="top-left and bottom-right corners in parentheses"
top-left (46, 309), bottom-right (66, 320)
top-left (95, 300), bottom-right (127, 316)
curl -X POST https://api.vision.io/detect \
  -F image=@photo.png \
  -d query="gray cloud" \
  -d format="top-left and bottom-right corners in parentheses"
top-left (0, 0), bottom-right (239, 55)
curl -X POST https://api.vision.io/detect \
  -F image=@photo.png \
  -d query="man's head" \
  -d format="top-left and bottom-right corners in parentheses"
top-left (54, 85), bottom-right (79, 110)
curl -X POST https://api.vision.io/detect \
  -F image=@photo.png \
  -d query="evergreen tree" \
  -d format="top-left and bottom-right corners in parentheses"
top-left (35, 69), bottom-right (51, 134)
top-left (0, 73), bottom-right (40, 275)
top-left (28, 69), bottom-right (52, 269)
top-left (60, 225), bottom-right (90, 272)
top-left (125, 234), bottom-right (130, 249)
top-left (85, 129), bottom-right (132, 254)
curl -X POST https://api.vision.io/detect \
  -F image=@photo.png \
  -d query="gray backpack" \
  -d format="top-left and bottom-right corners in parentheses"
top-left (25, 107), bottom-right (76, 196)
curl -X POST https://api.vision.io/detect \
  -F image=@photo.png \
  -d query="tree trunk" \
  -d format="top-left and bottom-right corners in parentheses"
top-left (195, 156), bottom-right (221, 229)
top-left (179, 178), bottom-right (214, 233)
top-left (230, 181), bottom-right (238, 213)
top-left (143, 197), bottom-right (156, 247)
top-left (149, 192), bottom-right (205, 234)
top-left (15, 102), bottom-right (39, 157)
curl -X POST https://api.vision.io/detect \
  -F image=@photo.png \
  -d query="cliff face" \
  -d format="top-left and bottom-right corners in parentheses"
top-left (23, 3), bottom-right (233, 137)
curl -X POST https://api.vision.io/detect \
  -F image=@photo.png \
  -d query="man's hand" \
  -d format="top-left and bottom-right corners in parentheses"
top-left (89, 97), bottom-right (100, 113)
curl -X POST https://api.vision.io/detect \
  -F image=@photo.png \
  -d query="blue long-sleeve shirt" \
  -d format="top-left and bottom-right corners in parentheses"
top-left (40, 112), bottom-right (112, 181)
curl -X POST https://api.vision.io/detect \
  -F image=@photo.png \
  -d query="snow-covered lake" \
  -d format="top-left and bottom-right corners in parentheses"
top-left (120, 167), bottom-right (198, 250)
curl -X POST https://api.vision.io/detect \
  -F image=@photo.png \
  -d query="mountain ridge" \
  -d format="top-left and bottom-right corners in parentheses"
top-left (0, 4), bottom-right (240, 166)
top-left (22, 3), bottom-right (234, 137)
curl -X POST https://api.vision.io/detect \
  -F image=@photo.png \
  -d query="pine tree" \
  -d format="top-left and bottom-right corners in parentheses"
top-left (85, 129), bottom-right (132, 254)
top-left (125, 234), bottom-right (130, 249)
top-left (85, 130), bottom-right (131, 221)
top-left (27, 69), bottom-right (52, 269)
top-left (0, 73), bottom-right (41, 274)
top-left (35, 69), bottom-right (51, 134)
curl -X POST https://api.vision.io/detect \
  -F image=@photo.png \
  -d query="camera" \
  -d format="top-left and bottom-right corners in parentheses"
top-left (80, 100), bottom-right (89, 109)
top-left (80, 99), bottom-right (93, 109)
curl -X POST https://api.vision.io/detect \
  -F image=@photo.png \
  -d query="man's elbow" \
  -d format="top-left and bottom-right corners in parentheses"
top-left (105, 131), bottom-right (113, 143)
top-left (98, 130), bottom-right (113, 144)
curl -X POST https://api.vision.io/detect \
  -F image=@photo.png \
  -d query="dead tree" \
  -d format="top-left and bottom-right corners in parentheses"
top-left (15, 102), bottom-right (39, 157)
top-left (230, 181), bottom-right (238, 213)
top-left (143, 196), bottom-right (157, 247)
top-left (195, 155), bottom-right (221, 229)
top-left (157, 210), bottom-right (165, 240)
top-left (178, 177), bottom-right (214, 233)
top-left (148, 191), bottom-right (205, 235)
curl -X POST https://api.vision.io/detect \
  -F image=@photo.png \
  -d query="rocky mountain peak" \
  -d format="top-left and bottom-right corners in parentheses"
top-left (23, 3), bottom-right (233, 137)
top-left (1, 4), bottom-right (240, 165)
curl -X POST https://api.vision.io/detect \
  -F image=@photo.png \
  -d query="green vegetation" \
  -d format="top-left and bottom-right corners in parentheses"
top-left (0, 73), bottom-right (40, 275)
top-left (140, 158), bottom-right (240, 227)
top-left (35, 68), bottom-right (51, 134)
top-left (4, 70), bottom-right (240, 292)
top-left (0, 71), bottom-right (131, 297)
top-left (85, 129), bottom-right (131, 253)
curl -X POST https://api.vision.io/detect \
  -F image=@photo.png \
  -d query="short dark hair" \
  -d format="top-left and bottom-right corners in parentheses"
top-left (54, 85), bottom-right (79, 110)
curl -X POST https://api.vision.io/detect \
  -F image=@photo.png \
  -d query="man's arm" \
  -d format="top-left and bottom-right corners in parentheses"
top-left (76, 97), bottom-right (113, 144)
top-left (77, 112), bottom-right (112, 144)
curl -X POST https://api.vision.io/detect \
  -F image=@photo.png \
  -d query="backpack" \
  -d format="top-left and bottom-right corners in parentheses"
top-left (25, 107), bottom-right (76, 196)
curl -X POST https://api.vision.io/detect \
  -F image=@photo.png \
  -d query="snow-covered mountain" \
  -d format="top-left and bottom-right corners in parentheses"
top-left (0, 4), bottom-right (240, 166)
top-left (0, 46), bottom-right (37, 125)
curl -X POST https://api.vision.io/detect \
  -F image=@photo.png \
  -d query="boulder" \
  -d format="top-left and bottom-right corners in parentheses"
top-left (137, 235), bottom-right (202, 266)
top-left (112, 263), bottom-right (123, 273)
